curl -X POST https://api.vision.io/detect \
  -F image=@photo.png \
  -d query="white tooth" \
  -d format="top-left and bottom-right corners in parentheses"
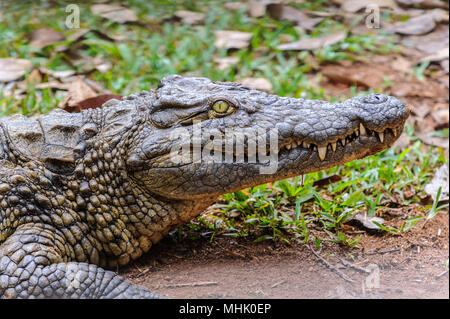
top-left (359, 123), bottom-right (367, 136)
top-left (318, 146), bottom-right (327, 161)
top-left (331, 142), bottom-right (337, 151)
top-left (286, 144), bottom-right (292, 150)
top-left (378, 132), bottom-right (384, 143)
top-left (303, 142), bottom-right (310, 148)
top-left (292, 141), bottom-right (297, 148)
top-left (355, 129), bottom-right (359, 137)
top-left (392, 128), bottom-right (397, 137)
top-left (340, 138), bottom-right (346, 146)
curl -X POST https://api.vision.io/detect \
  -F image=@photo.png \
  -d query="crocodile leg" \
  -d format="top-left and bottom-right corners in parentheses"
top-left (0, 224), bottom-right (159, 299)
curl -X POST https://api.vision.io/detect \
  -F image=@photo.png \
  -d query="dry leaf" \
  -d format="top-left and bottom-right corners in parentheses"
top-left (224, 2), bottom-right (247, 10)
top-left (425, 164), bottom-right (449, 202)
top-left (396, 0), bottom-right (449, 9)
top-left (341, 0), bottom-right (397, 12)
top-left (441, 59), bottom-right (449, 73)
top-left (400, 24), bottom-right (449, 54)
top-left (321, 63), bottom-right (387, 88)
top-left (59, 77), bottom-right (98, 110)
top-left (391, 56), bottom-right (412, 73)
top-left (390, 13), bottom-right (437, 35)
top-left (267, 4), bottom-right (324, 30)
top-left (419, 47), bottom-right (450, 63)
top-left (26, 69), bottom-right (42, 84)
top-left (248, 0), bottom-right (268, 17)
top-left (29, 28), bottom-right (65, 49)
top-left (174, 10), bottom-right (205, 25)
top-left (213, 56), bottom-right (240, 70)
top-left (351, 212), bottom-right (385, 231)
top-left (0, 58), bottom-right (33, 82)
top-left (238, 77), bottom-right (272, 91)
top-left (215, 30), bottom-right (253, 50)
top-left (277, 32), bottom-right (347, 50)
top-left (69, 94), bottom-right (123, 112)
top-left (34, 81), bottom-right (71, 90)
top-left (91, 4), bottom-right (137, 23)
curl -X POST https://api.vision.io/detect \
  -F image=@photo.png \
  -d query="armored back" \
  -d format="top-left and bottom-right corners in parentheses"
top-left (0, 110), bottom-right (84, 174)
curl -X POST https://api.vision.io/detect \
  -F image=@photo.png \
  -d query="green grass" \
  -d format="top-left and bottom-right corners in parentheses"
top-left (0, 0), bottom-right (447, 248)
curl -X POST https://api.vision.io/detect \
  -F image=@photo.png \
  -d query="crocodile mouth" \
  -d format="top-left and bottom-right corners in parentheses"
top-left (277, 123), bottom-right (404, 162)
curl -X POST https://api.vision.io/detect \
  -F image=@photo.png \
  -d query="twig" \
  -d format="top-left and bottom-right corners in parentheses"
top-left (271, 280), bottom-right (286, 288)
top-left (435, 270), bottom-right (449, 279)
top-left (307, 245), bottom-right (354, 283)
top-left (338, 257), bottom-right (370, 274)
top-left (363, 249), bottom-right (400, 255)
top-left (162, 281), bottom-right (218, 289)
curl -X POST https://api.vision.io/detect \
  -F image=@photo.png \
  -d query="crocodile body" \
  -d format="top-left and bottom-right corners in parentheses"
top-left (0, 75), bottom-right (409, 298)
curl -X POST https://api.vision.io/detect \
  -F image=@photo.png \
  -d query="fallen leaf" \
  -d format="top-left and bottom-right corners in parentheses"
top-left (224, 2), bottom-right (247, 10)
top-left (390, 13), bottom-right (437, 35)
top-left (390, 81), bottom-right (446, 97)
top-left (351, 212), bottom-right (385, 231)
top-left (248, 0), bottom-right (268, 17)
top-left (95, 61), bottom-right (112, 74)
top-left (321, 63), bottom-right (386, 88)
top-left (34, 81), bottom-right (71, 90)
top-left (400, 25), bottom-right (449, 54)
top-left (40, 68), bottom-right (76, 79)
top-left (215, 30), bottom-right (253, 50)
top-left (91, 4), bottom-right (137, 23)
top-left (441, 59), bottom-right (449, 73)
top-left (238, 77), bottom-right (272, 91)
top-left (174, 10), bottom-right (205, 25)
top-left (0, 58), bottom-right (33, 82)
top-left (425, 164), bottom-right (449, 202)
top-left (59, 77), bottom-right (98, 110)
top-left (29, 28), bottom-right (65, 49)
top-left (341, 0), bottom-right (397, 12)
top-left (390, 56), bottom-right (412, 73)
top-left (65, 28), bottom-right (91, 41)
top-left (419, 47), bottom-right (450, 63)
top-left (213, 56), bottom-right (240, 70)
top-left (267, 3), bottom-right (324, 30)
top-left (431, 107), bottom-right (449, 124)
top-left (416, 132), bottom-right (449, 148)
top-left (277, 32), bottom-right (347, 50)
top-left (396, 0), bottom-right (449, 9)
top-left (68, 94), bottom-right (123, 112)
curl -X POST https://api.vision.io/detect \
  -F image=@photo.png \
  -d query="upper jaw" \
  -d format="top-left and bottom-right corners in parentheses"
top-left (278, 122), bottom-right (404, 162)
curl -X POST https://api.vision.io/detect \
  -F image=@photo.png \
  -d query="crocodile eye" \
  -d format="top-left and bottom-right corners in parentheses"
top-left (209, 100), bottom-right (235, 118)
top-left (212, 100), bottom-right (230, 113)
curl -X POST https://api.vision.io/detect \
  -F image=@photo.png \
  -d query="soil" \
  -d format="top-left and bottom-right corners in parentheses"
top-left (122, 212), bottom-right (449, 299)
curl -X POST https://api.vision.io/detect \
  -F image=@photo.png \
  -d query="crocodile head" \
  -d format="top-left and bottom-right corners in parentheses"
top-left (125, 75), bottom-right (409, 200)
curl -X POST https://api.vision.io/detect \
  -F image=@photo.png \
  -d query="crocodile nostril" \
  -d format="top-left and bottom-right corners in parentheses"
top-left (363, 93), bottom-right (388, 104)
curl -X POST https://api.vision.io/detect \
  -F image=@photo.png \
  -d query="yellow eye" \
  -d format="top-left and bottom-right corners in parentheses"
top-left (212, 100), bottom-right (230, 113)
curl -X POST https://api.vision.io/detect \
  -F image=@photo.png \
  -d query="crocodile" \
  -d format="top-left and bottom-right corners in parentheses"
top-left (0, 75), bottom-right (409, 298)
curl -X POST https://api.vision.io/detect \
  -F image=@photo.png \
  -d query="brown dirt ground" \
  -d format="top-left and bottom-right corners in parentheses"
top-left (121, 212), bottom-right (449, 299)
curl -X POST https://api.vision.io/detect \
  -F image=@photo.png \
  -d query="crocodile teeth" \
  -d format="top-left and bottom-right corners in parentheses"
top-left (303, 142), bottom-right (310, 148)
top-left (359, 123), bottom-right (367, 136)
top-left (318, 146), bottom-right (327, 161)
top-left (331, 142), bottom-right (337, 152)
top-left (340, 138), bottom-right (346, 146)
top-left (292, 141), bottom-right (297, 148)
top-left (377, 131), bottom-right (384, 143)
top-left (286, 144), bottom-right (292, 150)
top-left (392, 128), bottom-right (397, 137)
top-left (355, 129), bottom-right (359, 137)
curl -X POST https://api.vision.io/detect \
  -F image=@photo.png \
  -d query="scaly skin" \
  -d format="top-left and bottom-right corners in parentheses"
top-left (0, 75), bottom-right (409, 298)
